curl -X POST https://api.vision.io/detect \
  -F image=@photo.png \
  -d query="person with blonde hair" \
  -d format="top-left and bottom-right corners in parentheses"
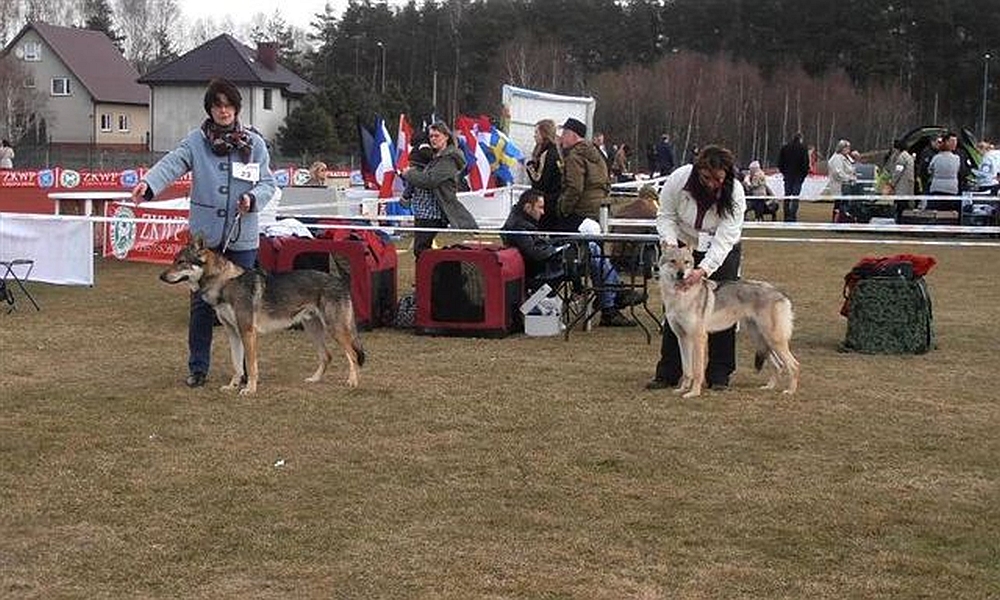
top-left (307, 161), bottom-right (328, 186)
top-left (822, 139), bottom-right (856, 197)
top-left (525, 118), bottom-right (562, 230)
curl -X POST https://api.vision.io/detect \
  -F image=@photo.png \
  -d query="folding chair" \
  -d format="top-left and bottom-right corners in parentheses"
top-left (0, 259), bottom-right (41, 312)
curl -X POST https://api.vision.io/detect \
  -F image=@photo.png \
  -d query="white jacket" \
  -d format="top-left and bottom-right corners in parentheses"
top-left (656, 164), bottom-right (746, 276)
top-left (823, 152), bottom-right (856, 196)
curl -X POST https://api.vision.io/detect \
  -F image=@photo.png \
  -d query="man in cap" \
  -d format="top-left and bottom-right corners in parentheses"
top-left (556, 117), bottom-right (610, 232)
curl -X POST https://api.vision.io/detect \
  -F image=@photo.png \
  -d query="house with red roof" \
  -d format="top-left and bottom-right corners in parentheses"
top-left (138, 34), bottom-right (315, 152)
top-left (1, 22), bottom-right (149, 149)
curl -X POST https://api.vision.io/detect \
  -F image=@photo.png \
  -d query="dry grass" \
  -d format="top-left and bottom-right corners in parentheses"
top-left (2, 205), bottom-right (999, 598)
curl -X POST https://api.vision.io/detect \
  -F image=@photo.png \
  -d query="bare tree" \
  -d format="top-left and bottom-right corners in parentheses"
top-left (114, 0), bottom-right (154, 71)
top-left (0, 54), bottom-right (47, 143)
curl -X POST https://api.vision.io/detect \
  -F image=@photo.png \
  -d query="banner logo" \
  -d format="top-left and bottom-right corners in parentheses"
top-left (109, 205), bottom-right (137, 259)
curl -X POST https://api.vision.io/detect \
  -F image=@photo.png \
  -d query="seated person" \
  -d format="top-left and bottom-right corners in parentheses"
top-left (610, 183), bottom-right (660, 275)
top-left (501, 189), bottom-right (643, 327)
top-left (742, 160), bottom-right (778, 220)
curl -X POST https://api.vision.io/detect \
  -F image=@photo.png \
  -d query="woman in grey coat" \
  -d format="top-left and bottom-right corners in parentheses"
top-left (401, 121), bottom-right (478, 257)
top-left (131, 78), bottom-right (275, 388)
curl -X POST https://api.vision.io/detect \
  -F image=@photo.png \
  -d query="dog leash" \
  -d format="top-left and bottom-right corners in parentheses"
top-left (221, 212), bottom-right (242, 254)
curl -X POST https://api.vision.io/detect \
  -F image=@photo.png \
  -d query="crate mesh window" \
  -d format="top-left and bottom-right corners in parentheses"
top-left (431, 260), bottom-right (485, 322)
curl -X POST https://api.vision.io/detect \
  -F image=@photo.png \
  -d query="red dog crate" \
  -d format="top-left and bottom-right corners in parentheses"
top-left (415, 244), bottom-right (525, 337)
top-left (258, 233), bottom-right (397, 329)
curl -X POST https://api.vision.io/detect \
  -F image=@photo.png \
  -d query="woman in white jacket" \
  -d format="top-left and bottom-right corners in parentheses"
top-left (647, 145), bottom-right (746, 391)
top-left (822, 139), bottom-right (857, 196)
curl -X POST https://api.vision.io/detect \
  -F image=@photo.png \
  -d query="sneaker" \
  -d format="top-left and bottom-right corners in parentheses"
top-left (708, 380), bottom-right (729, 391)
top-left (599, 309), bottom-right (636, 327)
top-left (615, 289), bottom-right (647, 308)
top-left (185, 372), bottom-right (207, 388)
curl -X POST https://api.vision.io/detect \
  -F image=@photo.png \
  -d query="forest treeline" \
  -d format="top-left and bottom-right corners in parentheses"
top-left (4, 0), bottom-right (998, 166)
top-left (282, 0), bottom-right (999, 166)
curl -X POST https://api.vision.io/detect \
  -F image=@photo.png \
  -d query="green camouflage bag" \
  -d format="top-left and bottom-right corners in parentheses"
top-left (842, 276), bottom-right (934, 354)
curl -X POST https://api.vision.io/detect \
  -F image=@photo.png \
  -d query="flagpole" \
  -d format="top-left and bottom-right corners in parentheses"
top-left (432, 70), bottom-right (438, 115)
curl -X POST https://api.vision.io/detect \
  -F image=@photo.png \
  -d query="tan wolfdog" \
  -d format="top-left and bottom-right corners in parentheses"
top-left (658, 245), bottom-right (799, 397)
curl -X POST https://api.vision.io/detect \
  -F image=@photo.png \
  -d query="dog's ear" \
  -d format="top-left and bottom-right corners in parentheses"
top-left (660, 241), bottom-right (677, 257)
top-left (191, 233), bottom-right (206, 250)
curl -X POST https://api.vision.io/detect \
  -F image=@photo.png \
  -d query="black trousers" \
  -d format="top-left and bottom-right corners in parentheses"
top-left (653, 243), bottom-right (742, 386)
top-left (413, 217), bottom-right (448, 258)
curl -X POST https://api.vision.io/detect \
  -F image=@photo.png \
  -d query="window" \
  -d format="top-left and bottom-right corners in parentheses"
top-left (24, 75), bottom-right (35, 89)
top-left (22, 41), bottom-right (41, 61)
top-left (263, 88), bottom-right (273, 110)
top-left (100, 114), bottom-right (112, 132)
top-left (51, 77), bottom-right (71, 96)
top-left (117, 114), bottom-right (130, 132)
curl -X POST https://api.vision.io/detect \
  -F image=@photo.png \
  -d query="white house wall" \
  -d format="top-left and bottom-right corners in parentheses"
top-left (150, 84), bottom-right (291, 153)
top-left (13, 30), bottom-right (94, 145)
top-left (94, 103), bottom-right (149, 147)
top-left (149, 85), bottom-right (208, 152)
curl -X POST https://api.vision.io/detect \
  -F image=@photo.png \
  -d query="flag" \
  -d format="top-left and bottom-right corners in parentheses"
top-left (455, 115), bottom-right (492, 191)
top-left (356, 118), bottom-right (377, 190)
top-left (388, 114), bottom-right (414, 216)
top-left (395, 114), bottom-right (413, 171)
top-left (479, 125), bottom-right (524, 185)
top-left (373, 116), bottom-right (397, 199)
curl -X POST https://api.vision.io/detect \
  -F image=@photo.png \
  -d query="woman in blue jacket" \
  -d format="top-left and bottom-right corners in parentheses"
top-left (131, 78), bottom-right (276, 388)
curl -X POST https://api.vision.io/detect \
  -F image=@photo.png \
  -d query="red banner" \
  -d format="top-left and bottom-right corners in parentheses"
top-left (0, 167), bottom-right (192, 190)
top-left (103, 201), bottom-right (189, 264)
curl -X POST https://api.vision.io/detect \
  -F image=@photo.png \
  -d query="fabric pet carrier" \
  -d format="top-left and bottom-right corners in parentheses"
top-left (840, 254), bottom-right (936, 354)
top-left (257, 232), bottom-right (398, 329)
top-left (415, 244), bottom-right (525, 337)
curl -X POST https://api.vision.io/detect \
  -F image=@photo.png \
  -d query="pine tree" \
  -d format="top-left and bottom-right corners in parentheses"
top-left (83, 0), bottom-right (124, 52)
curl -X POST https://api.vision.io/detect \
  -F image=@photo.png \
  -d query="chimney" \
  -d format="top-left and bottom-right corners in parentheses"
top-left (257, 42), bottom-right (278, 70)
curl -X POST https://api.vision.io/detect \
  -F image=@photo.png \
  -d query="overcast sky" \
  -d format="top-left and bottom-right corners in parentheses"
top-left (175, 0), bottom-right (406, 32)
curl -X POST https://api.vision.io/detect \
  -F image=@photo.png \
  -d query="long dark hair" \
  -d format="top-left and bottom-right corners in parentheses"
top-left (686, 145), bottom-right (738, 217)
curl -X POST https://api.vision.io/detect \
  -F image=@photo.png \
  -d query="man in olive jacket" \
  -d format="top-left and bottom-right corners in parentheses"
top-left (557, 117), bottom-right (610, 232)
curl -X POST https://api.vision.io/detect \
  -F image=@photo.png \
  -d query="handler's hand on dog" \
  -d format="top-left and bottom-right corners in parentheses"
top-left (238, 194), bottom-right (251, 213)
top-left (681, 268), bottom-right (705, 290)
top-left (130, 181), bottom-right (147, 204)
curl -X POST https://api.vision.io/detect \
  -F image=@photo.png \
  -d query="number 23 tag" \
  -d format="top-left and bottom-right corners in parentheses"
top-left (232, 162), bottom-right (260, 183)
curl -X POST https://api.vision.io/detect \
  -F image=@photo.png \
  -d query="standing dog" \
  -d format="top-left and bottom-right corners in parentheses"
top-left (159, 237), bottom-right (365, 394)
top-left (658, 245), bottom-right (799, 397)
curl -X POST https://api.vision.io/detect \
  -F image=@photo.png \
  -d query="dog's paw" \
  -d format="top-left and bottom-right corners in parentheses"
top-left (239, 386), bottom-right (257, 396)
top-left (682, 389), bottom-right (702, 399)
top-left (221, 382), bottom-right (239, 391)
top-left (345, 376), bottom-right (359, 388)
top-left (304, 375), bottom-right (322, 383)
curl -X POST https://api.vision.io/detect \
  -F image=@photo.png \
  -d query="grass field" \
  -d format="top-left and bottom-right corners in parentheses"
top-left (2, 205), bottom-right (999, 598)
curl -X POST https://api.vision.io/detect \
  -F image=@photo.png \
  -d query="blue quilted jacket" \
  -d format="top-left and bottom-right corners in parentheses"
top-left (143, 126), bottom-right (275, 251)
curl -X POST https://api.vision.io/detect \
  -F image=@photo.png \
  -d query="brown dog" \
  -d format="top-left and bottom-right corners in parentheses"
top-left (659, 245), bottom-right (799, 397)
top-left (159, 237), bottom-right (365, 394)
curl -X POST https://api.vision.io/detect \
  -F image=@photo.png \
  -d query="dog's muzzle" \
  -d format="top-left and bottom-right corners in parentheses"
top-left (674, 270), bottom-right (686, 282)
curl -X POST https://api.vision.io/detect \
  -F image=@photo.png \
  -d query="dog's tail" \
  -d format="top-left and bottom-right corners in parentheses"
top-left (748, 296), bottom-right (795, 371)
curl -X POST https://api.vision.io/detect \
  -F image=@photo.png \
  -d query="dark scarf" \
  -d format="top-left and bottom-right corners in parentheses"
top-left (202, 119), bottom-right (253, 162)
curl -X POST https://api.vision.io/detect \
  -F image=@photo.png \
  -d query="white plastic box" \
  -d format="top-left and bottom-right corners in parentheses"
top-left (524, 313), bottom-right (562, 336)
top-left (520, 283), bottom-right (563, 337)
